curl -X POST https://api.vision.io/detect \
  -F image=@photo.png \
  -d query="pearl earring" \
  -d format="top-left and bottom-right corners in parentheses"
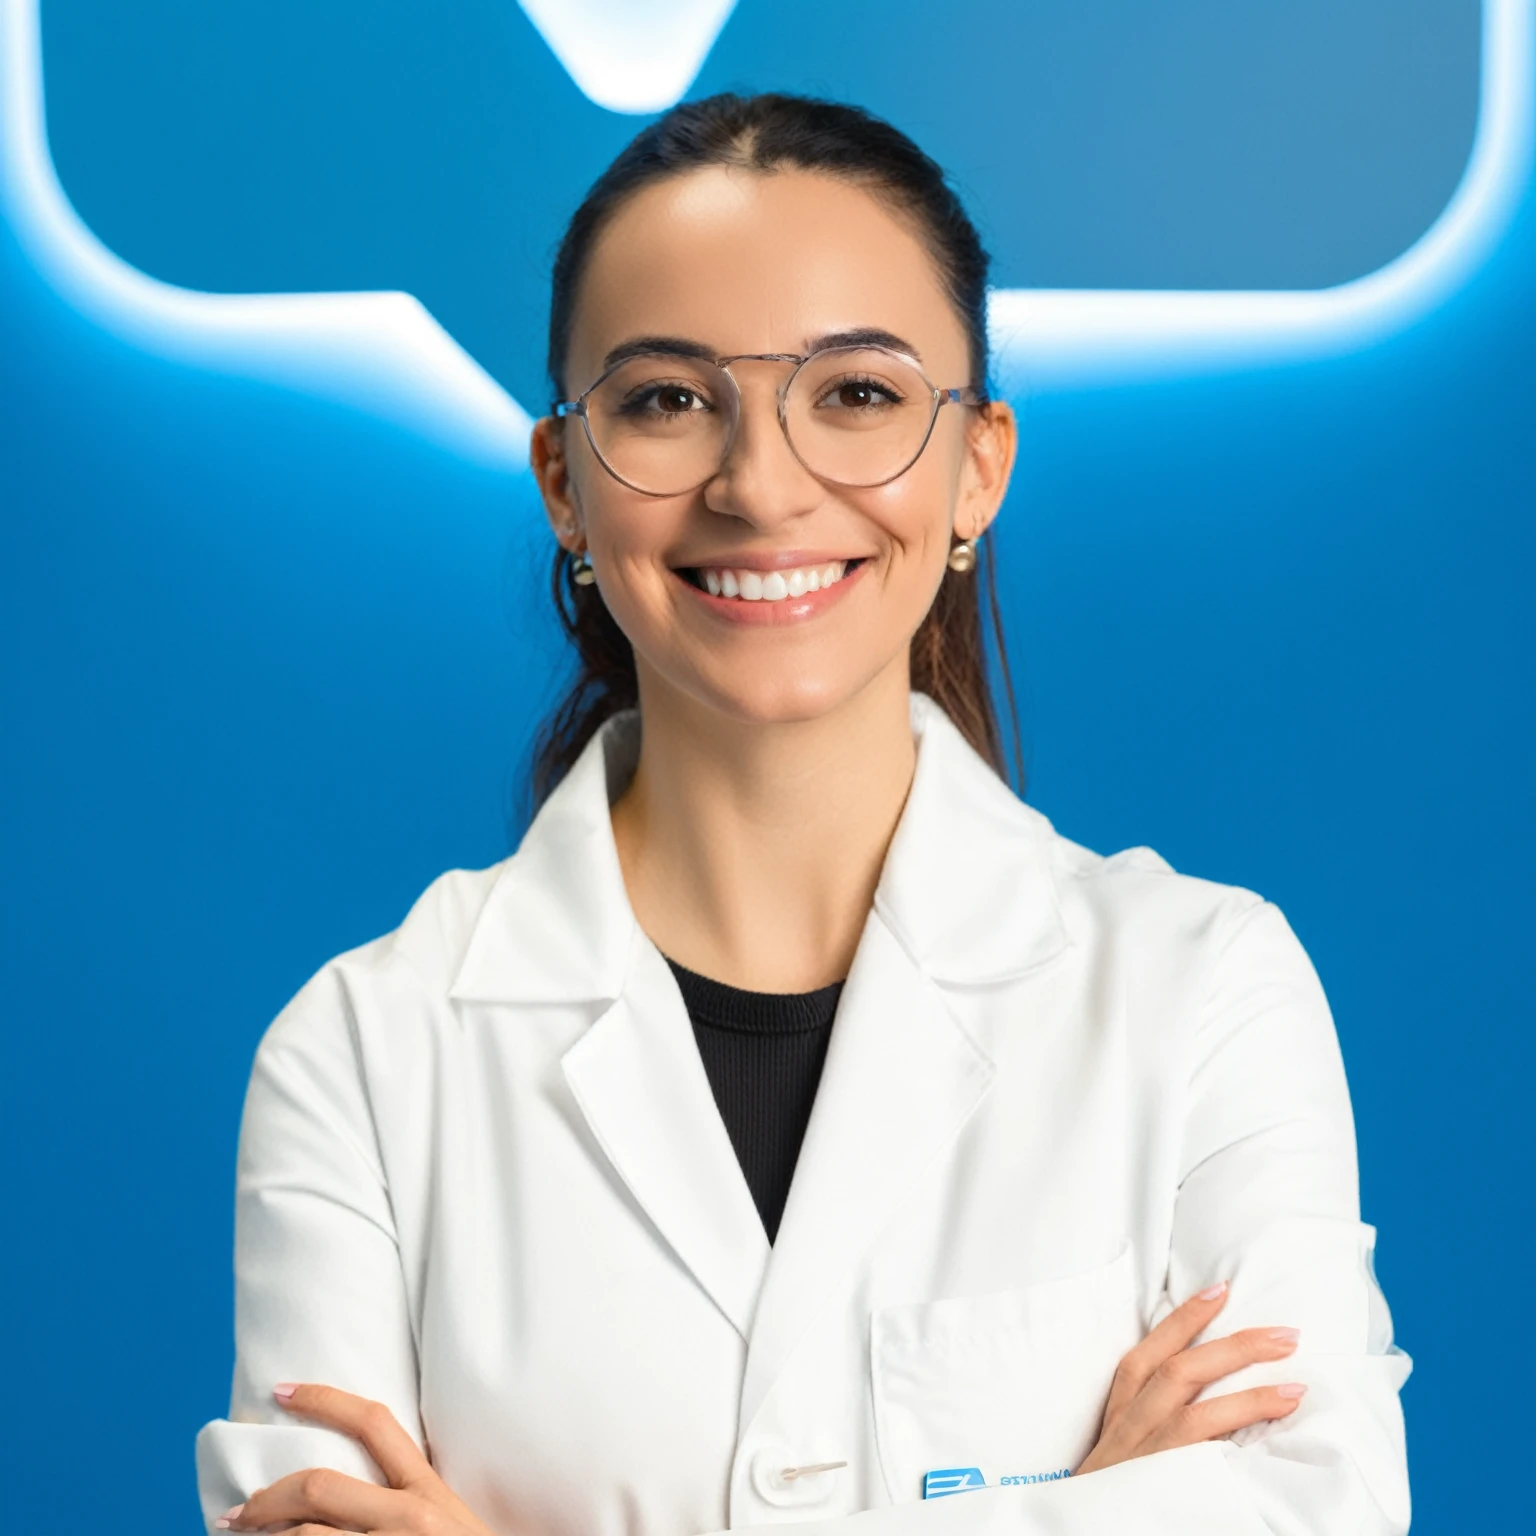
top-left (947, 537), bottom-right (978, 574)
top-left (572, 550), bottom-right (597, 586)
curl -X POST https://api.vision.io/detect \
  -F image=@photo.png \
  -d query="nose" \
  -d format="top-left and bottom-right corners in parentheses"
top-left (702, 366), bottom-right (823, 529)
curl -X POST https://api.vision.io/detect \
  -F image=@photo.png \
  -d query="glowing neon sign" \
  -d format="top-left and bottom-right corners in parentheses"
top-left (1, 0), bottom-right (1528, 471)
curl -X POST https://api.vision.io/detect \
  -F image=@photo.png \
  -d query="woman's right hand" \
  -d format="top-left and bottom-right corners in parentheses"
top-left (1075, 1280), bottom-right (1307, 1477)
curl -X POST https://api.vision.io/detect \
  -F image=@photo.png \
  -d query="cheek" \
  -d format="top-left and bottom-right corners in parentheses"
top-left (578, 488), bottom-right (692, 636)
top-left (571, 448), bottom-right (678, 565)
top-left (854, 458), bottom-right (959, 577)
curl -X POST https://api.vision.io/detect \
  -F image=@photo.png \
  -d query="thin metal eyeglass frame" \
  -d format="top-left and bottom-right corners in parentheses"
top-left (552, 345), bottom-right (988, 496)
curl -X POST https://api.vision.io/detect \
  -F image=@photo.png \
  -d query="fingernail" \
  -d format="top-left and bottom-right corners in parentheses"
top-left (1268, 1327), bottom-right (1301, 1344)
top-left (1276, 1382), bottom-right (1308, 1399)
top-left (1197, 1281), bottom-right (1228, 1300)
top-left (215, 1503), bottom-right (244, 1528)
top-left (273, 1382), bottom-right (298, 1400)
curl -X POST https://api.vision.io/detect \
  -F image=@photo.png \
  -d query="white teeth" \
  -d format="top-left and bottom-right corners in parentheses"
top-left (697, 561), bottom-right (851, 603)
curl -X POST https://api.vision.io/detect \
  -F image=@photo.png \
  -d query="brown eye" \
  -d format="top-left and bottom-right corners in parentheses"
top-left (656, 386), bottom-right (701, 414)
top-left (815, 375), bottom-right (902, 412)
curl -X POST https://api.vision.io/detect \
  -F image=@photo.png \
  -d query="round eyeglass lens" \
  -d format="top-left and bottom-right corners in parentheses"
top-left (583, 352), bottom-right (737, 495)
top-left (783, 347), bottom-right (937, 486)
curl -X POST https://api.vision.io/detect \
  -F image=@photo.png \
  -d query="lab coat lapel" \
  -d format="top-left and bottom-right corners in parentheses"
top-left (450, 712), bottom-right (769, 1340)
top-left (738, 697), bottom-right (1072, 1429)
top-left (739, 913), bottom-right (995, 1429)
top-left (561, 942), bottom-right (771, 1340)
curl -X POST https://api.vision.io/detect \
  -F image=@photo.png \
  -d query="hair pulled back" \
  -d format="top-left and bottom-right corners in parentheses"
top-left (531, 91), bottom-right (1020, 803)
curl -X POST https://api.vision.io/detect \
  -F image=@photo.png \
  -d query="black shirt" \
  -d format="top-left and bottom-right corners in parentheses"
top-left (665, 957), bottom-right (843, 1243)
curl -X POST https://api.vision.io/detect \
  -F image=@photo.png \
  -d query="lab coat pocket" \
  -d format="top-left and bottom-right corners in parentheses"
top-left (870, 1247), bottom-right (1142, 1504)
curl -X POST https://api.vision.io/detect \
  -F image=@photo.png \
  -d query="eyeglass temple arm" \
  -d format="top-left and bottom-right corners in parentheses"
top-left (940, 386), bottom-right (990, 406)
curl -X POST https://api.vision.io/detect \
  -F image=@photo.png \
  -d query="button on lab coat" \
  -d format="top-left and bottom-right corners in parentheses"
top-left (195, 694), bottom-right (1411, 1535)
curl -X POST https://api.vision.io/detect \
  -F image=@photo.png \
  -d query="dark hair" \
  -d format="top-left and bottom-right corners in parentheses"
top-left (531, 91), bottom-right (1020, 803)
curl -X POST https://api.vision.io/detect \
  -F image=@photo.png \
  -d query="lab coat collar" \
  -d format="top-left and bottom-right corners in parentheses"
top-left (877, 693), bottom-right (1069, 983)
top-left (447, 710), bottom-right (641, 1006)
top-left (448, 692), bottom-right (1068, 1006)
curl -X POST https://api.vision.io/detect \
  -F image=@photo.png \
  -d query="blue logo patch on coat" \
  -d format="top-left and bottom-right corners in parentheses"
top-left (923, 1467), bottom-right (986, 1499)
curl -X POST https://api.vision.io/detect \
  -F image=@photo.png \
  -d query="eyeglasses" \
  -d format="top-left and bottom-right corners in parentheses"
top-left (553, 344), bottom-right (987, 497)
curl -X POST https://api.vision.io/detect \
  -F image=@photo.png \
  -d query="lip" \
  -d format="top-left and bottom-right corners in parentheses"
top-left (672, 558), bottom-right (870, 626)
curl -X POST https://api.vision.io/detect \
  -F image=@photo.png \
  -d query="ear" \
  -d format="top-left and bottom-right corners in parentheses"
top-left (954, 399), bottom-right (1018, 543)
top-left (531, 415), bottom-right (585, 550)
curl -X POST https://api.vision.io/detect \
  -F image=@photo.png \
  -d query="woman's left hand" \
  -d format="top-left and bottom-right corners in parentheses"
top-left (215, 1383), bottom-right (495, 1534)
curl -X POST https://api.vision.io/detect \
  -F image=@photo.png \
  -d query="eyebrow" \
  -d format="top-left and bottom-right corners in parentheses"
top-left (808, 327), bottom-right (923, 361)
top-left (600, 335), bottom-right (717, 370)
top-left (598, 326), bottom-right (925, 373)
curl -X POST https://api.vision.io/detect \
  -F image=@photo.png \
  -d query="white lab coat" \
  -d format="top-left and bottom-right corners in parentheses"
top-left (195, 694), bottom-right (1411, 1536)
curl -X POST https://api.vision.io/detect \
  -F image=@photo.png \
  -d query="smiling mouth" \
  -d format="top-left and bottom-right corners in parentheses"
top-left (678, 559), bottom-right (866, 603)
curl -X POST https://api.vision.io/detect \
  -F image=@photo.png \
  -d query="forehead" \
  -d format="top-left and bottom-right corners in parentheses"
top-left (567, 167), bottom-right (967, 385)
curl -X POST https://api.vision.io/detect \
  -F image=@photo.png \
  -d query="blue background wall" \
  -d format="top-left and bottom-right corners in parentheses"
top-left (0, 3), bottom-right (1530, 1531)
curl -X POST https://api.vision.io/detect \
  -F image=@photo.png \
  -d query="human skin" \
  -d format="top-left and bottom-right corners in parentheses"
top-left (215, 166), bottom-right (1304, 1533)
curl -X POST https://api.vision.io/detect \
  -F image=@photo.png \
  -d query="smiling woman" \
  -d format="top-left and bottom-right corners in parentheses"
top-left (195, 94), bottom-right (1411, 1536)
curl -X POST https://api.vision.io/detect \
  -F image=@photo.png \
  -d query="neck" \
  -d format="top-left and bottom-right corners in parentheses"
top-left (610, 662), bottom-right (918, 992)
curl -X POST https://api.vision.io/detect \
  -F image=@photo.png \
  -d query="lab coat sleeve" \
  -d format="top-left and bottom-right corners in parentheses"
top-left (1156, 897), bottom-right (1412, 1533)
top-left (722, 897), bottom-right (1412, 1536)
top-left (193, 960), bottom-right (421, 1533)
